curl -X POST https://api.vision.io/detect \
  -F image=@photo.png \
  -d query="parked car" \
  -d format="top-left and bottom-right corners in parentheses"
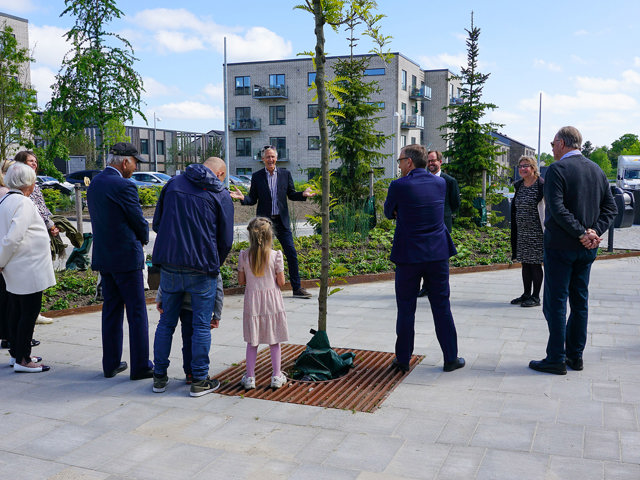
top-left (237, 174), bottom-right (253, 185)
top-left (37, 175), bottom-right (75, 195)
top-left (228, 174), bottom-right (250, 189)
top-left (66, 169), bottom-right (102, 186)
top-left (131, 171), bottom-right (171, 186)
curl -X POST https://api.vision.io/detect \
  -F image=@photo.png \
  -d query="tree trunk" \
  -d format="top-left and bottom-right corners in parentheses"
top-left (313, 0), bottom-right (329, 332)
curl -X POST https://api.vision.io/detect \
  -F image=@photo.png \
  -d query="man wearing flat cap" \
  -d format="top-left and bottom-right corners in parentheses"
top-left (87, 142), bottom-right (154, 380)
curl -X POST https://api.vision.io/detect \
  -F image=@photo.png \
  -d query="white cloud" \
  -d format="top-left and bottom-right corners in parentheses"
top-left (574, 76), bottom-right (620, 92)
top-left (29, 24), bottom-right (70, 68)
top-left (129, 9), bottom-right (291, 61)
top-left (154, 101), bottom-right (224, 120)
top-left (574, 29), bottom-right (589, 36)
top-left (533, 59), bottom-right (562, 72)
top-left (571, 55), bottom-right (588, 65)
top-left (153, 31), bottom-right (205, 53)
top-left (0, 0), bottom-right (37, 13)
top-left (203, 83), bottom-right (224, 101)
top-left (142, 77), bottom-right (180, 98)
top-left (635, 57), bottom-right (640, 68)
top-left (520, 90), bottom-right (636, 115)
top-left (418, 53), bottom-right (466, 71)
top-left (31, 66), bottom-right (57, 107)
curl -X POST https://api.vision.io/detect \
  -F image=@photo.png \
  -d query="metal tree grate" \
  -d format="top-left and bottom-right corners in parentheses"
top-left (214, 343), bottom-right (424, 413)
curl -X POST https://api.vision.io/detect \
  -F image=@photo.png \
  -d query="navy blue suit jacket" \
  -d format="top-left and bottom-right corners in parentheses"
top-left (384, 168), bottom-right (456, 264)
top-left (87, 167), bottom-right (149, 273)
top-left (241, 168), bottom-right (305, 229)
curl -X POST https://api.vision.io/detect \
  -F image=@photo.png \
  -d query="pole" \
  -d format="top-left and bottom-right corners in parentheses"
top-left (223, 37), bottom-right (230, 189)
top-left (153, 112), bottom-right (157, 172)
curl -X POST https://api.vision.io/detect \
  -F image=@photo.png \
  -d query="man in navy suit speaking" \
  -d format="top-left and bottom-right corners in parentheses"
top-left (87, 142), bottom-right (153, 380)
top-left (384, 144), bottom-right (464, 373)
top-left (230, 145), bottom-right (315, 298)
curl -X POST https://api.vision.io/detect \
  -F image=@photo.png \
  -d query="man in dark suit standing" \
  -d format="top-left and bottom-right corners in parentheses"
top-left (230, 145), bottom-right (316, 298)
top-left (87, 142), bottom-right (153, 380)
top-left (529, 126), bottom-right (617, 375)
top-left (384, 144), bottom-right (464, 373)
top-left (418, 150), bottom-right (460, 297)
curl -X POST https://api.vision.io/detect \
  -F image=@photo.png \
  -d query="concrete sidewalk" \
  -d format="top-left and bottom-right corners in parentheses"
top-left (1, 256), bottom-right (639, 479)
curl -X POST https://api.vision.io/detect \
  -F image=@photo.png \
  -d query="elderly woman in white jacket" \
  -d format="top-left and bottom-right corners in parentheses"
top-left (0, 162), bottom-right (56, 372)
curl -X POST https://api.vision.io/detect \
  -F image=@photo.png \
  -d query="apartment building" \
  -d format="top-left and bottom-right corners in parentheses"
top-left (227, 53), bottom-right (465, 181)
top-left (0, 12), bottom-right (30, 88)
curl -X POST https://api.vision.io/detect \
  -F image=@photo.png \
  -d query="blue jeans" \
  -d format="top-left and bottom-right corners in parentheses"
top-left (543, 247), bottom-right (597, 363)
top-left (153, 267), bottom-right (217, 381)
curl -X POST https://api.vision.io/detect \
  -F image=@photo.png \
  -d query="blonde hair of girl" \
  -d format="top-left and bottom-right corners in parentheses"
top-left (247, 217), bottom-right (273, 277)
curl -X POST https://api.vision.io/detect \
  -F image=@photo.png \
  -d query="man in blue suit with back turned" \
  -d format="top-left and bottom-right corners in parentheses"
top-left (384, 144), bottom-right (464, 373)
top-left (87, 142), bottom-right (153, 380)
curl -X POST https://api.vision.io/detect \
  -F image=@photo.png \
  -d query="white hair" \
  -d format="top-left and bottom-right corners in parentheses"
top-left (5, 162), bottom-right (36, 190)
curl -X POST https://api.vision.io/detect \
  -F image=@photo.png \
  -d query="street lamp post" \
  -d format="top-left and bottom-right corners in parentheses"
top-left (153, 112), bottom-right (162, 172)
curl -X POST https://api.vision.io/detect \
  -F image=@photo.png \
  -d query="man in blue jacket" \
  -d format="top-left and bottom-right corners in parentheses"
top-left (384, 144), bottom-right (464, 373)
top-left (151, 157), bottom-right (234, 397)
top-left (87, 142), bottom-right (154, 380)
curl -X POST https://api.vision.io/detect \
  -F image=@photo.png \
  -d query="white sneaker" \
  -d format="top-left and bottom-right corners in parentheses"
top-left (36, 315), bottom-right (53, 325)
top-left (270, 373), bottom-right (287, 389)
top-left (240, 374), bottom-right (255, 390)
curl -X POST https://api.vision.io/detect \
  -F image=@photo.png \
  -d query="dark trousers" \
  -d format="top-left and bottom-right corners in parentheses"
top-left (272, 216), bottom-right (301, 291)
top-left (543, 247), bottom-right (597, 363)
top-left (7, 291), bottom-right (42, 363)
top-left (0, 275), bottom-right (9, 341)
top-left (101, 270), bottom-right (152, 376)
top-left (395, 260), bottom-right (458, 365)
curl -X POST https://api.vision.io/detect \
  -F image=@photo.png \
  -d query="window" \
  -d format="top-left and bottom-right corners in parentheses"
top-left (401, 135), bottom-right (406, 148)
top-left (401, 70), bottom-right (407, 90)
top-left (363, 68), bottom-right (385, 76)
top-left (308, 136), bottom-right (320, 150)
top-left (236, 138), bottom-right (251, 157)
top-left (139, 139), bottom-right (149, 155)
top-left (156, 140), bottom-right (165, 155)
top-left (412, 75), bottom-right (417, 88)
top-left (269, 137), bottom-right (287, 159)
top-left (366, 101), bottom-right (385, 109)
top-left (237, 168), bottom-right (252, 176)
top-left (308, 104), bottom-right (319, 118)
top-left (411, 137), bottom-right (417, 145)
top-left (401, 102), bottom-right (407, 120)
top-left (308, 72), bottom-right (316, 86)
top-left (269, 105), bottom-right (286, 125)
top-left (269, 74), bottom-right (285, 88)
top-left (235, 76), bottom-right (250, 95)
top-left (235, 107), bottom-right (250, 119)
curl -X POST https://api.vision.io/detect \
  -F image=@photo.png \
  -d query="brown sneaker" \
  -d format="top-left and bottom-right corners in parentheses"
top-left (292, 288), bottom-right (312, 299)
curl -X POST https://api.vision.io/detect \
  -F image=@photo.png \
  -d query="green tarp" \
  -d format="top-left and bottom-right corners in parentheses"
top-left (291, 329), bottom-right (355, 381)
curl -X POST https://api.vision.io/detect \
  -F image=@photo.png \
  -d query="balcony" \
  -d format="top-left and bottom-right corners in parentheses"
top-left (450, 97), bottom-right (464, 105)
top-left (400, 115), bottom-right (424, 129)
top-left (409, 85), bottom-right (432, 101)
top-left (254, 148), bottom-right (289, 161)
top-left (229, 118), bottom-right (261, 131)
top-left (253, 84), bottom-right (288, 99)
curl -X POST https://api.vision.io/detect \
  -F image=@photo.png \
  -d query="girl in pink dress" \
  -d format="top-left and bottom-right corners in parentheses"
top-left (238, 217), bottom-right (289, 389)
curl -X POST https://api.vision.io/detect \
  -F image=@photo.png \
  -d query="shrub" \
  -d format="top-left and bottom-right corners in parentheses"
top-left (41, 188), bottom-right (74, 213)
top-left (138, 186), bottom-right (162, 206)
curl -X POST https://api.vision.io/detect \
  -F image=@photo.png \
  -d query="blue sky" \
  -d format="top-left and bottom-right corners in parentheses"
top-left (3, 0), bottom-right (640, 154)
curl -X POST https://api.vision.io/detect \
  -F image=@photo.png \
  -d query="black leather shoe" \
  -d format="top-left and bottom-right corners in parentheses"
top-left (30, 339), bottom-right (40, 347)
top-left (1, 339), bottom-right (9, 349)
top-left (130, 368), bottom-right (154, 380)
top-left (104, 361), bottom-right (128, 378)
top-left (529, 358), bottom-right (566, 375)
top-left (392, 357), bottom-right (410, 373)
top-left (565, 357), bottom-right (583, 371)
top-left (417, 287), bottom-right (428, 298)
top-left (510, 294), bottom-right (529, 305)
top-left (521, 296), bottom-right (540, 307)
top-left (443, 357), bottom-right (465, 372)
